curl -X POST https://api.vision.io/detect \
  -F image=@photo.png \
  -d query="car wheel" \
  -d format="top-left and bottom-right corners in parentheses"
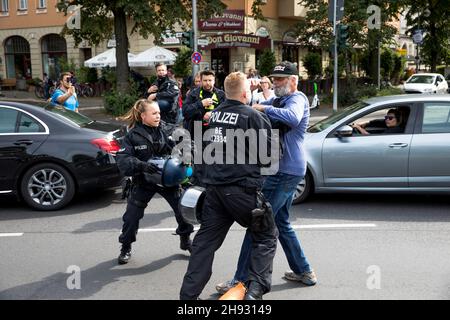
top-left (292, 172), bottom-right (313, 205)
top-left (20, 163), bottom-right (76, 211)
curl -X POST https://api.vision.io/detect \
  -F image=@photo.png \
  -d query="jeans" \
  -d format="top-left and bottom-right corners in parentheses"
top-left (234, 172), bottom-right (311, 282)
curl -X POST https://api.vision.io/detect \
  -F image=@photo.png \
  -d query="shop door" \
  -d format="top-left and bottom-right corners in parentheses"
top-left (211, 49), bottom-right (229, 90)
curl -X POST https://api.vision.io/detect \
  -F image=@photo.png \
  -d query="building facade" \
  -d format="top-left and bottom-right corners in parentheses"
top-left (1, 0), bottom-right (318, 81)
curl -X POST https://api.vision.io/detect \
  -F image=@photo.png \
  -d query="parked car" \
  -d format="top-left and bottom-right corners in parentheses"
top-left (293, 94), bottom-right (450, 204)
top-left (403, 73), bottom-right (448, 94)
top-left (0, 100), bottom-right (126, 210)
top-left (446, 74), bottom-right (450, 93)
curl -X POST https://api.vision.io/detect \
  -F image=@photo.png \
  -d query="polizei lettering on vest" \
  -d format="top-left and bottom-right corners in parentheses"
top-left (210, 111), bottom-right (239, 125)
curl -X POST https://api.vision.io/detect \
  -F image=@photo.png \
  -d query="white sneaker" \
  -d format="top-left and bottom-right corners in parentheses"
top-left (284, 269), bottom-right (317, 286)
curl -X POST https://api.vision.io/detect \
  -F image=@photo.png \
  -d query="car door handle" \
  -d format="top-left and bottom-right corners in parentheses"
top-left (388, 143), bottom-right (408, 149)
top-left (14, 140), bottom-right (33, 146)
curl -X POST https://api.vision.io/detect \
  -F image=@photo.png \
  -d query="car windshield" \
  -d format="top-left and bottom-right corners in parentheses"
top-left (45, 104), bottom-right (94, 126)
top-left (407, 75), bottom-right (435, 84)
top-left (308, 101), bottom-right (369, 133)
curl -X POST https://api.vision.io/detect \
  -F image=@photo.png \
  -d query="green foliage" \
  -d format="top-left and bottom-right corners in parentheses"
top-left (325, 55), bottom-right (345, 79)
top-left (100, 67), bottom-right (117, 87)
top-left (172, 47), bottom-right (192, 79)
top-left (339, 80), bottom-right (378, 107)
top-left (26, 77), bottom-right (42, 86)
top-left (58, 57), bottom-right (78, 75)
top-left (303, 52), bottom-right (322, 79)
top-left (104, 89), bottom-right (139, 116)
top-left (380, 49), bottom-right (394, 79)
top-left (257, 49), bottom-right (276, 77)
top-left (403, 0), bottom-right (450, 71)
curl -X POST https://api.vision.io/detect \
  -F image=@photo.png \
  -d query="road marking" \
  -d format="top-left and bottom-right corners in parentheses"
top-left (0, 233), bottom-right (24, 237)
top-left (291, 223), bottom-right (377, 229)
top-left (138, 223), bottom-right (376, 233)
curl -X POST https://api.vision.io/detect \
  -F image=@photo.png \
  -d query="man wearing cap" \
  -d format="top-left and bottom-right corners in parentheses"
top-left (215, 61), bottom-right (317, 295)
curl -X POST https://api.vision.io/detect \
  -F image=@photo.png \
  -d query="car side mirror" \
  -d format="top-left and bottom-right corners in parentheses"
top-left (335, 125), bottom-right (353, 138)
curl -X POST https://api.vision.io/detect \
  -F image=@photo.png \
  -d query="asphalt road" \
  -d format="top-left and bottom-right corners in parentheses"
top-left (1, 189), bottom-right (449, 300)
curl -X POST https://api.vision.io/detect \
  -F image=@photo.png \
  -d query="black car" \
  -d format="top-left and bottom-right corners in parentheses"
top-left (0, 100), bottom-right (126, 210)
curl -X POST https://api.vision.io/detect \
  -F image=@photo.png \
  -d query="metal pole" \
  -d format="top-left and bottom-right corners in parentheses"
top-left (378, 39), bottom-right (381, 90)
top-left (332, 0), bottom-right (338, 112)
top-left (192, 0), bottom-right (199, 76)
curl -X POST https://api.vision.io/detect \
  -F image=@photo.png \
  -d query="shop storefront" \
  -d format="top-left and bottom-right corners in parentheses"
top-left (197, 9), bottom-right (272, 80)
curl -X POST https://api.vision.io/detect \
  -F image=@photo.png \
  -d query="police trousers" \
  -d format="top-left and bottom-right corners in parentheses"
top-left (119, 183), bottom-right (194, 246)
top-left (179, 185), bottom-right (278, 300)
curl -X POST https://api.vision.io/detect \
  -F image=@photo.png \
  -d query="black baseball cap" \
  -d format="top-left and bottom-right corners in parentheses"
top-left (269, 61), bottom-right (298, 77)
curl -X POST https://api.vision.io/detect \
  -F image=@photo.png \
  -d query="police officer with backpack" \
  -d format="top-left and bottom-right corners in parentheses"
top-left (116, 99), bottom-right (194, 265)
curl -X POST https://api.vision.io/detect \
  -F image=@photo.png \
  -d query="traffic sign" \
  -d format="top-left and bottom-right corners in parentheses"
top-left (413, 29), bottom-right (423, 44)
top-left (191, 51), bottom-right (202, 64)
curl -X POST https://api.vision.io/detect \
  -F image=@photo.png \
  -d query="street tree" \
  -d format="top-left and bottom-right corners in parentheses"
top-left (403, 0), bottom-right (450, 72)
top-left (294, 0), bottom-right (405, 83)
top-left (57, 1), bottom-right (265, 94)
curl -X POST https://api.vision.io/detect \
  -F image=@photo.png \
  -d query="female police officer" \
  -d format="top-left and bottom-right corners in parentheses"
top-left (116, 99), bottom-right (194, 264)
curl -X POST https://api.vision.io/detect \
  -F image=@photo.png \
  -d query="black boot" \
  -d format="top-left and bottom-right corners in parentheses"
top-left (179, 234), bottom-right (192, 253)
top-left (244, 281), bottom-right (265, 300)
top-left (118, 245), bottom-right (132, 265)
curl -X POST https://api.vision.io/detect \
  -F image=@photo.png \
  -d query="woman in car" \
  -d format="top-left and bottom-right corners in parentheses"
top-left (116, 99), bottom-right (194, 265)
top-left (352, 109), bottom-right (403, 135)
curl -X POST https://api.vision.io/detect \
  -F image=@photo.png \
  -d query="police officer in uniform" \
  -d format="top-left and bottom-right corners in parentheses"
top-left (179, 72), bottom-right (278, 300)
top-left (182, 70), bottom-right (225, 185)
top-left (146, 63), bottom-right (180, 125)
top-left (182, 69), bottom-right (226, 136)
top-left (116, 99), bottom-right (194, 265)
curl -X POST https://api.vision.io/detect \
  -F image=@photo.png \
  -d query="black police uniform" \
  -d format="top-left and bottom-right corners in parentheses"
top-left (182, 86), bottom-right (226, 185)
top-left (117, 122), bottom-right (194, 253)
top-left (179, 99), bottom-right (278, 300)
top-left (182, 86), bottom-right (226, 137)
top-left (146, 76), bottom-right (180, 124)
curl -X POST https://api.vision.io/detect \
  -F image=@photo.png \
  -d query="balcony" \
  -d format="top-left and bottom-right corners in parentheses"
top-left (278, 0), bottom-right (307, 20)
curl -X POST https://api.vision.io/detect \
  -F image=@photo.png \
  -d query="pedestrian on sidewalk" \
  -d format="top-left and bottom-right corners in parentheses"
top-left (216, 62), bottom-right (317, 295)
top-left (51, 72), bottom-right (79, 112)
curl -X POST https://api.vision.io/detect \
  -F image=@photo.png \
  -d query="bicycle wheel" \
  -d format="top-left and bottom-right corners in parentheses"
top-left (82, 85), bottom-right (94, 97)
top-left (34, 85), bottom-right (44, 99)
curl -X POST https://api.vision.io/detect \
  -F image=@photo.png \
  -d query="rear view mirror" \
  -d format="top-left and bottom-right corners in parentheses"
top-left (335, 125), bottom-right (353, 138)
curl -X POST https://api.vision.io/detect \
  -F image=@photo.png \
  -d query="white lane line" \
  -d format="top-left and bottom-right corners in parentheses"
top-left (0, 233), bottom-right (24, 237)
top-left (138, 224), bottom-right (376, 233)
top-left (292, 223), bottom-right (377, 229)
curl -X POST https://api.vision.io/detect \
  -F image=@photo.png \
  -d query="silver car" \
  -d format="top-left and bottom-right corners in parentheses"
top-left (293, 94), bottom-right (450, 204)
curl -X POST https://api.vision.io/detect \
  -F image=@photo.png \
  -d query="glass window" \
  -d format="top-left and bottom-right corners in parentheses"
top-left (1, 0), bottom-right (9, 12)
top-left (308, 101), bottom-right (368, 133)
top-left (41, 34), bottom-right (67, 79)
top-left (0, 108), bottom-right (18, 133)
top-left (18, 113), bottom-right (44, 133)
top-left (406, 75), bottom-right (435, 84)
top-left (422, 103), bottom-right (450, 133)
top-left (46, 105), bottom-right (93, 126)
top-left (38, 0), bottom-right (45, 8)
top-left (18, 0), bottom-right (27, 10)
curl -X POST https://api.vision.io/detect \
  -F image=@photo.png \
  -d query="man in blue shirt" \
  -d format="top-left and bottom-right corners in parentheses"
top-left (215, 62), bottom-right (317, 295)
top-left (51, 72), bottom-right (79, 112)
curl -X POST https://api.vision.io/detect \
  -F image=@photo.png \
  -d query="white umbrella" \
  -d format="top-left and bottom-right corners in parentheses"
top-left (129, 46), bottom-right (177, 67)
top-left (84, 48), bottom-right (136, 68)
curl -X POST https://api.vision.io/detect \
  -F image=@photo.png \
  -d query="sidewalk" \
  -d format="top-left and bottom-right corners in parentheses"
top-left (1, 89), bottom-right (334, 125)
